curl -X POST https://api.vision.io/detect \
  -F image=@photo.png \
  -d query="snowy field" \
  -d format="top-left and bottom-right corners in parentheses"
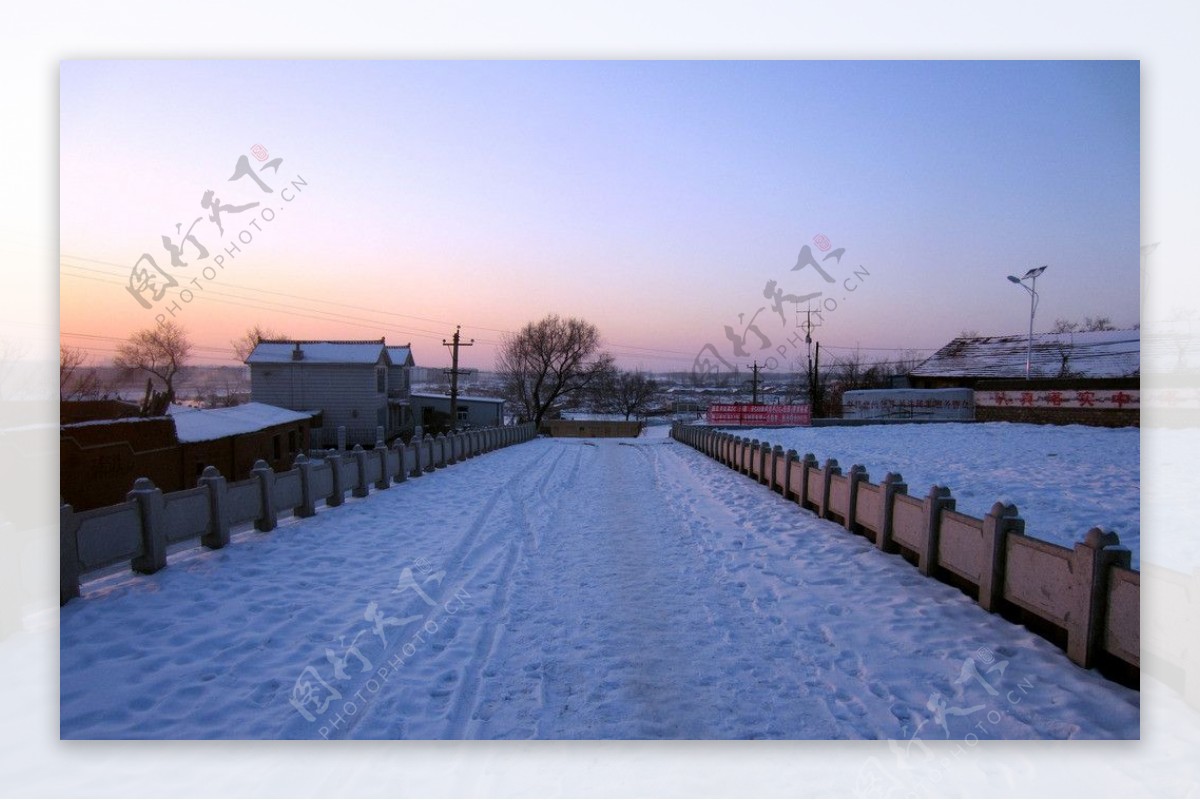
top-left (61, 429), bottom-right (1140, 740)
top-left (724, 422), bottom-right (1141, 568)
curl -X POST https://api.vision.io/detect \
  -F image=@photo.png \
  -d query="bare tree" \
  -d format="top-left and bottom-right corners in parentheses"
top-left (1055, 316), bottom-right (1116, 333)
top-left (114, 321), bottom-right (193, 411)
top-left (496, 314), bottom-right (615, 429)
top-left (232, 324), bottom-right (287, 362)
top-left (1052, 318), bottom-right (1080, 334)
top-left (60, 344), bottom-right (106, 400)
top-left (597, 369), bottom-right (661, 421)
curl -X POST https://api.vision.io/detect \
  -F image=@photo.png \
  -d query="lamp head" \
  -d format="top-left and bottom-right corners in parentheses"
top-left (1024, 265), bottom-right (1048, 279)
top-left (1006, 275), bottom-right (1021, 284)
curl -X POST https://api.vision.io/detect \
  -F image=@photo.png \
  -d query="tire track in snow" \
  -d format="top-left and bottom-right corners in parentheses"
top-left (340, 442), bottom-right (559, 739)
top-left (438, 442), bottom-right (580, 738)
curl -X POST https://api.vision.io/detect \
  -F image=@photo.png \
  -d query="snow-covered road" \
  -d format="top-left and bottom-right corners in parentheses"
top-left (61, 431), bottom-right (1139, 739)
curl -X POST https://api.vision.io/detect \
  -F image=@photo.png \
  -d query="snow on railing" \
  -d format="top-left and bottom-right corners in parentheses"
top-left (60, 423), bottom-right (538, 605)
top-left (670, 422), bottom-right (1141, 684)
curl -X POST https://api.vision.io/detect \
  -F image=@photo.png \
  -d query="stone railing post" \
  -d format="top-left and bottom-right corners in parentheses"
top-left (337, 425), bottom-right (347, 452)
top-left (1067, 528), bottom-right (1131, 668)
top-left (199, 465), bottom-right (233, 545)
top-left (818, 458), bottom-right (841, 520)
top-left (251, 459), bottom-right (278, 532)
top-left (844, 464), bottom-right (868, 533)
top-left (876, 472), bottom-right (907, 552)
top-left (375, 440), bottom-right (391, 490)
top-left (127, 477), bottom-right (167, 573)
top-left (392, 440), bottom-right (408, 483)
top-left (798, 453), bottom-right (818, 511)
top-left (978, 501), bottom-right (1023, 612)
top-left (758, 441), bottom-right (771, 486)
top-left (409, 437), bottom-right (424, 479)
top-left (918, 485), bottom-right (955, 576)
top-left (351, 445), bottom-right (371, 498)
top-left (435, 433), bottom-right (448, 468)
top-left (423, 434), bottom-right (436, 472)
top-left (327, 450), bottom-right (346, 506)
top-left (782, 449), bottom-right (798, 501)
top-left (770, 445), bottom-right (785, 492)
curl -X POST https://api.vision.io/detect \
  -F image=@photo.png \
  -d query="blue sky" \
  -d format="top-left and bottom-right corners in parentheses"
top-left (60, 60), bottom-right (1139, 371)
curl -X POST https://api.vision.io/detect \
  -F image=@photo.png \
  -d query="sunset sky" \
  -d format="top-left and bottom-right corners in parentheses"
top-left (59, 60), bottom-right (1140, 373)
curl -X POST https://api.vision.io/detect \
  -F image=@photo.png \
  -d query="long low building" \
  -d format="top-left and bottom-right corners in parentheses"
top-left (410, 392), bottom-right (505, 431)
top-left (908, 330), bottom-right (1139, 426)
top-left (60, 402), bottom-right (314, 511)
top-left (909, 329), bottom-right (1139, 387)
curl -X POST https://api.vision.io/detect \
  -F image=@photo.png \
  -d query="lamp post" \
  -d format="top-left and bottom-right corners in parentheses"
top-left (1006, 265), bottom-right (1047, 379)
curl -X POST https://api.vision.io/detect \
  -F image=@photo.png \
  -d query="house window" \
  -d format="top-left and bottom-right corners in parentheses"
top-left (457, 405), bottom-right (469, 421)
top-left (273, 434), bottom-right (282, 461)
top-left (288, 430), bottom-right (297, 453)
top-left (376, 369), bottom-right (386, 394)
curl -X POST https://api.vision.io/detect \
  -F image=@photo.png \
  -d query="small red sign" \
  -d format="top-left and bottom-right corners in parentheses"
top-left (251, 144), bottom-right (269, 162)
top-left (813, 233), bottom-right (832, 252)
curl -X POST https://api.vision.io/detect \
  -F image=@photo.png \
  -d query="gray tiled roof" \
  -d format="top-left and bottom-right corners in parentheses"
top-left (911, 330), bottom-right (1139, 379)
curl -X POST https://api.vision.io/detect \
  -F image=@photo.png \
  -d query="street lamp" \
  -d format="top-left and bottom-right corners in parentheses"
top-left (1006, 265), bottom-right (1048, 380)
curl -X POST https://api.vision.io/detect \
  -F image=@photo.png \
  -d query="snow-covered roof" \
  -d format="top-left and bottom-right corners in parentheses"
top-left (410, 392), bottom-right (505, 405)
top-left (386, 345), bottom-right (414, 367)
top-left (169, 402), bottom-right (314, 443)
top-left (61, 416), bottom-right (167, 431)
top-left (246, 339), bottom-right (389, 366)
top-left (911, 330), bottom-right (1139, 380)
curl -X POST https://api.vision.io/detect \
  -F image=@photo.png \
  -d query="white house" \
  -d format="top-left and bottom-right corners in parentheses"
top-left (246, 339), bottom-right (415, 446)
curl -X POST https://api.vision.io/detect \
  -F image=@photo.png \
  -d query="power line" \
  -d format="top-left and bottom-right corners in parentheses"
top-left (60, 254), bottom-right (711, 364)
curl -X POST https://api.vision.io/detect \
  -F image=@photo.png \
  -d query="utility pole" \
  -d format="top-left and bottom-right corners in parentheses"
top-left (747, 360), bottom-right (762, 405)
top-left (813, 341), bottom-right (821, 417)
top-left (801, 305), bottom-right (821, 413)
top-left (442, 325), bottom-right (474, 431)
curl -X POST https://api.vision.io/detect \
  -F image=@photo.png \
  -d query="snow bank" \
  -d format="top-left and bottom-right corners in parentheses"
top-left (727, 422), bottom-right (1140, 568)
